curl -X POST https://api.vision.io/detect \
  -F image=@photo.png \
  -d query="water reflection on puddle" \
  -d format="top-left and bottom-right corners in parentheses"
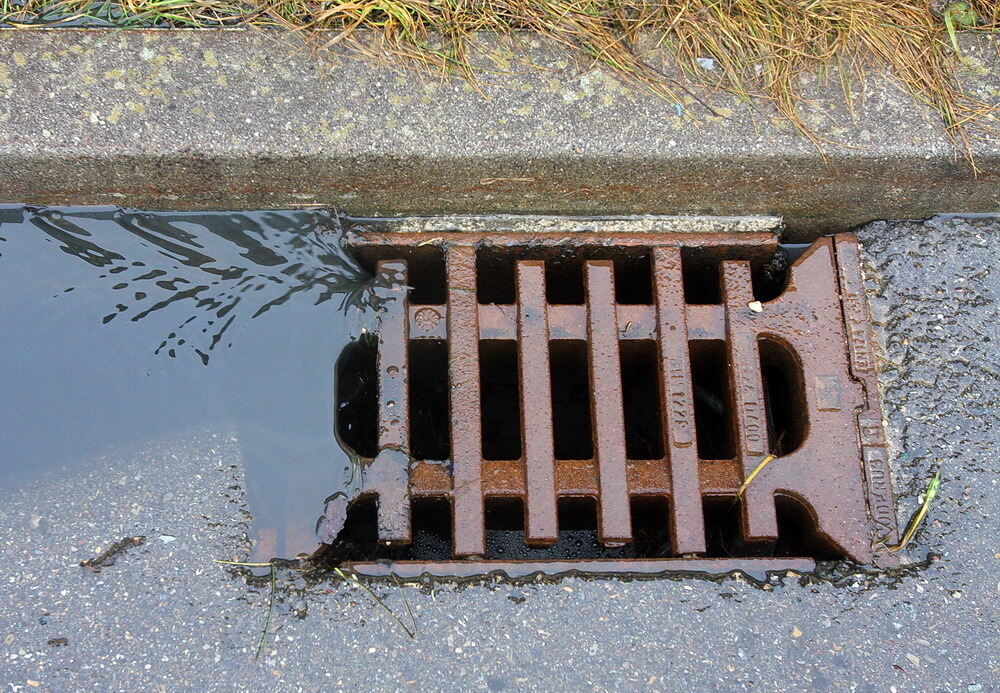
top-left (0, 205), bottom-right (380, 560)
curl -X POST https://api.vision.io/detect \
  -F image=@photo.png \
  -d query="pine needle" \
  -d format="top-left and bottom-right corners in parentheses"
top-left (214, 559), bottom-right (278, 659)
top-left (334, 566), bottom-right (416, 639)
top-left (735, 453), bottom-right (777, 500)
top-left (887, 471), bottom-right (941, 552)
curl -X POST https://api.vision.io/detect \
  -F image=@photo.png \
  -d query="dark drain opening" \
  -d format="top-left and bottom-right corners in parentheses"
top-left (681, 246), bottom-right (790, 304)
top-left (354, 246), bottom-right (447, 304)
top-left (550, 341), bottom-right (593, 460)
top-left (701, 496), bottom-right (843, 559)
top-left (408, 497), bottom-right (453, 560)
top-left (481, 496), bottom-right (672, 560)
top-left (681, 248), bottom-right (722, 304)
top-left (621, 341), bottom-right (664, 460)
top-left (612, 253), bottom-right (653, 305)
top-left (759, 337), bottom-right (808, 456)
top-left (325, 491), bottom-right (844, 563)
top-left (480, 340), bottom-right (522, 461)
top-left (755, 246), bottom-right (791, 302)
top-left (689, 340), bottom-right (735, 460)
top-left (629, 496), bottom-right (672, 557)
top-left (475, 248), bottom-right (516, 304)
top-left (409, 339), bottom-right (450, 460)
top-left (329, 496), bottom-right (453, 562)
top-left (335, 335), bottom-right (378, 458)
top-left (463, 496), bottom-right (604, 561)
top-left (543, 255), bottom-right (585, 304)
top-left (475, 248), bottom-right (652, 305)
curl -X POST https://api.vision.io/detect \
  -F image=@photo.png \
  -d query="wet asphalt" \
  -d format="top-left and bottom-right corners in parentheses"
top-left (1, 216), bottom-right (997, 691)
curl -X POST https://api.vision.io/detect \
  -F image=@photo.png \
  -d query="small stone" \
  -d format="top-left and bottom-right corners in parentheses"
top-left (158, 535), bottom-right (176, 543)
top-left (791, 626), bottom-right (802, 638)
top-left (28, 514), bottom-right (49, 534)
top-left (906, 653), bottom-right (920, 666)
top-left (748, 300), bottom-right (764, 313)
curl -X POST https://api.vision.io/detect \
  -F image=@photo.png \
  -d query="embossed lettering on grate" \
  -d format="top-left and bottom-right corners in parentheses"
top-left (332, 229), bottom-right (897, 578)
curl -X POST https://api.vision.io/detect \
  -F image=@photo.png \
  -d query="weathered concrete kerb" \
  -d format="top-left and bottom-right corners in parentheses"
top-left (0, 29), bottom-right (998, 234)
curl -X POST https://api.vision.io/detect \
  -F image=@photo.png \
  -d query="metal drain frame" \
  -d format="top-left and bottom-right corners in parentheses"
top-left (336, 225), bottom-right (898, 577)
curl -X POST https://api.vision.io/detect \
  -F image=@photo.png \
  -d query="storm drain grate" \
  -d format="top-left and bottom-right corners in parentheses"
top-left (329, 228), bottom-right (898, 577)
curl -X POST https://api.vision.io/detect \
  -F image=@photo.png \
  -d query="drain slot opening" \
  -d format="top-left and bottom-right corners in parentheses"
top-left (354, 246), bottom-right (447, 304)
top-left (331, 496), bottom-right (453, 561)
top-left (543, 255), bottom-right (585, 304)
top-left (628, 496), bottom-right (672, 557)
top-left (689, 340), bottom-right (735, 460)
top-left (681, 246), bottom-right (791, 304)
top-left (335, 336), bottom-right (378, 458)
top-left (409, 339), bottom-right (450, 460)
top-left (681, 248), bottom-right (723, 304)
top-left (480, 340), bottom-right (522, 461)
top-left (550, 341), bottom-right (593, 460)
top-left (620, 340), bottom-right (664, 460)
top-left (759, 337), bottom-right (808, 456)
top-left (476, 247), bottom-right (652, 305)
top-left (479, 496), bottom-right (673, 560)
top-left (701, 495), bottom-right (843, 559)
top-left (408, 497), bottom-right (453, 560)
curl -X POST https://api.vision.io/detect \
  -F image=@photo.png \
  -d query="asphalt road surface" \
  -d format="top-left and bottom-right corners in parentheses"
top-left (1, 215), bottom-right (996, 691)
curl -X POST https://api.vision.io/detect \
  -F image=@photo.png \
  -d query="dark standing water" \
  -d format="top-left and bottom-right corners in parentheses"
top-left (0, 205), bottom-right (382, 561)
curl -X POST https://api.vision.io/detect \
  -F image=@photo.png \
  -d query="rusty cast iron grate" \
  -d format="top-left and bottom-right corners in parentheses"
top-left (329, 228), bottom-right (897, 577)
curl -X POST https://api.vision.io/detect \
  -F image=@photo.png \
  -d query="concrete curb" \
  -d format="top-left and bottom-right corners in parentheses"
top-left (1, 29), bottom-right (997, 236)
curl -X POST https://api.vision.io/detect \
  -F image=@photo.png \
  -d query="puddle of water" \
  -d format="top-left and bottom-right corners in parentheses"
top-left (0, 205), bottom-right (380, 561)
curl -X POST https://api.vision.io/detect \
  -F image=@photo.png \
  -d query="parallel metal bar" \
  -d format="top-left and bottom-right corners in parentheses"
top-left (653, 247), bottom-right (706, 554)
top-left (584, 261), bottom-right (632, 544)
top-left (368, 260), bottom-right (411, 543)
top-left (516, 261), bottom-right (559, 545)
top-left (721, 260), bottom-right (778, 541)
top-left (446, 246), bottom-right (486, 556)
